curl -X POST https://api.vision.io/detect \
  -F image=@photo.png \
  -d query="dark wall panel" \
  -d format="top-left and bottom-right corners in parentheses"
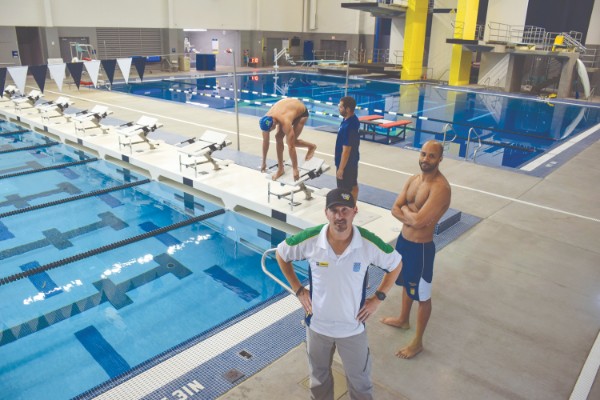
top-left (525, 0), bottom-right (595, 44)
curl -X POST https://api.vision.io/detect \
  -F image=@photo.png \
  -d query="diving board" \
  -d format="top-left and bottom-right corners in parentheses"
top-left (296, 59), bottom-right (344, 68)
top-left (359, 115), bottom-right (411, 144)
top-left (267, 157), bottom-right (330, 211)
top-left (178, 130), bottom-right (232, 177)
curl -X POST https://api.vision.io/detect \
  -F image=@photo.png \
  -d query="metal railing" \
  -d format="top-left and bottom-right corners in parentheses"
top-left (261, 248), bottom-right (294, 295)
top-left (487, 22), bottom-right (547, 47)
top-left (442, 123), bottom-right (457, 144)
top-left (442, 125), bottom-right (483, 163)
top-left (466, 127), bottom-right (482, 162)
top-left (452, 21), bottom-right (484, 40)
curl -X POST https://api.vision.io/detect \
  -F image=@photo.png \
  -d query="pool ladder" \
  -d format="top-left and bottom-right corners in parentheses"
top-left (261, 248), bottom-right (294, 295)
top-left (442, 124), bottom-right (483, 163)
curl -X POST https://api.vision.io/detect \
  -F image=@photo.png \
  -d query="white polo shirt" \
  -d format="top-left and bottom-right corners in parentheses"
top-left (277, 223), bottom-right (401, 338)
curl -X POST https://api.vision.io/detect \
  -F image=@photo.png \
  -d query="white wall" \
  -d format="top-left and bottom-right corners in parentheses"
top-left (0, 0), bottom-right (372, 34)
top-left (484, 0), bottom-right (529, 42)
top-left (49, 0), bottom-right (168, 28)
top-left (428, 0), bottom-right (456, 81)
top-left (586, 0), bottom-right (600, 45)
top-left (0, 0), bottom-right (47, 26)
top-left (0, 0), bottom-right (306, 32)
top-left (171, 0), bottom-right (303, 32)
top-left (389, 18), bottom-right (405, 60)
top-left (312, 0), bottom-right (362, 34)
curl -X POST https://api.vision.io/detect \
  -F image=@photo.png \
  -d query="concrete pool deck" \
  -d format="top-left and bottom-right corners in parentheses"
top-left (1, 69), bottom-right (599, 400)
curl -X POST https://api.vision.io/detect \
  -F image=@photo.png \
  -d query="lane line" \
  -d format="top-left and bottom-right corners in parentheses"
top-left (570, 330), bottom-right (600, 400)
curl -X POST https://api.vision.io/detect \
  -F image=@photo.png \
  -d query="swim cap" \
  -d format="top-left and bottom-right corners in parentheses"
top-left (259, 116), bottom-right (274, 131)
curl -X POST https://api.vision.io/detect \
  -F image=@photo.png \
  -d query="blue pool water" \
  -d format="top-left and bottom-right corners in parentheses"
top-left (0, 124), bottom-right (303, 399)
top-left (110, 71), bottom-right (600, 169)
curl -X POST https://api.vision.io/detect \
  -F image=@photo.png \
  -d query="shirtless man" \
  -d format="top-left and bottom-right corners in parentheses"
top-left (381, 140), bottom-right (451, 359)
top-left (259, 98), bottom-right (317, 181)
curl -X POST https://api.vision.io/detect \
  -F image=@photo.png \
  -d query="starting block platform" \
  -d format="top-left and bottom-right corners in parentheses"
top-left (178, 130), bottom-right (232, 177)
top-left (267, 157), bottom-right (330, 210)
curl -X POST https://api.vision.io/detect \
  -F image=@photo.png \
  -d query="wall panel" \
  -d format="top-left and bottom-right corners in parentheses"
top-left (46, 0), bottom-right (168, 28)
top-left (0, 0), bottom-right (46, 26)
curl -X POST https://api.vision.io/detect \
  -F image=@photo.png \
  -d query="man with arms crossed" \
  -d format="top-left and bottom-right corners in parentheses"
top-left (259, 98), bottom-right (317, 181)
top-left (335, 96), bottom-right (360, 203)
top-left (381, 140), bottom-right (451, 359)
top-left (276, 188), bottom-right (402, 399)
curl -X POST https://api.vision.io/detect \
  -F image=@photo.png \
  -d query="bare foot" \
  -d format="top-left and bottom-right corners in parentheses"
top-left (305, 145), bottom-right (317, 160)
top-left (271, 168), bottom-right (285, 181)
top-left (396, 343), bottom-right (423, 359)
top-left (380, 317), bottom-right (410, 330)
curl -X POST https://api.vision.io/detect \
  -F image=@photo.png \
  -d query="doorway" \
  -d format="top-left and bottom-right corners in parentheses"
top-left (16, 27), bottom-right (43, 66)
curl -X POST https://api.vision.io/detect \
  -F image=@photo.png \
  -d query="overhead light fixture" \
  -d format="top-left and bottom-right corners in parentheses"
top-left (184, 29), bottom-right (207, 32)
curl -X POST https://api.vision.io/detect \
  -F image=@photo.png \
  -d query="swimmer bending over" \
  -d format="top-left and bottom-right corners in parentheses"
top-left (259, 98), bottom-right (317, 181)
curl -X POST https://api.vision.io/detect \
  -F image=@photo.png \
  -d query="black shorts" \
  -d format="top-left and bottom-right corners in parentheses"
top-left (336, 164), bottom-right (358, 189)
top-left (293, 107), bottom-right (309, 126)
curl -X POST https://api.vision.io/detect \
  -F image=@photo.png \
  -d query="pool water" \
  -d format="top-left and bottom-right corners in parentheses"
top-left (0, 125), bottom-right (304, 399)
top-left (110, 71), bottom-right (600, 169)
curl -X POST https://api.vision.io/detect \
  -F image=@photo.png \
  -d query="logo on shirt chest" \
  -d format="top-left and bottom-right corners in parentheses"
top-left (316, 261), bottom-right (329, 267)
top-left (353, 262), bottom-right (361, 272)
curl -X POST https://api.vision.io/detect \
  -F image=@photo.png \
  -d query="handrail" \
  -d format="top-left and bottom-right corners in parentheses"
top-left (466, 127), bottom-right (483, 162)
top-left (261, 248), bottom-right (294, 295)
top-left (442, 123), bottom-right (457, 145)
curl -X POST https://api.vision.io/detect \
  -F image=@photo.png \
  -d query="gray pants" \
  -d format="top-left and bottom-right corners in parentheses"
top-left (306, 327), bottom-right (373, 400)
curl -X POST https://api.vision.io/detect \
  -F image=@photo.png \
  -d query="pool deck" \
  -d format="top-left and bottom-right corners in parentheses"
top-left (1, 70), bottom-right (599, 400)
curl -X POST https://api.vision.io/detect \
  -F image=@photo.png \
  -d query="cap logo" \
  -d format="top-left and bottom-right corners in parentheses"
top-left (341, 193), bottom-right (350, 201)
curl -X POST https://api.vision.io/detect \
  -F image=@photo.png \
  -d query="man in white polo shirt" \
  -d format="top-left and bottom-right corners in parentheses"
top-left (276, 188), bottom-right (402, 400)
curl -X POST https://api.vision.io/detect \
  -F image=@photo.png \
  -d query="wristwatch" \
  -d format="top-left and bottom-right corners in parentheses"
top-left (375, 291), bottom-right (386, 301)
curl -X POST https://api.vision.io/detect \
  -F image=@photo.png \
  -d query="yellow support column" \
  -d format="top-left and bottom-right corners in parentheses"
top-left (448, 0), bottom-right (479, 86)
top-left (401, 0), bottom-right (428, 81)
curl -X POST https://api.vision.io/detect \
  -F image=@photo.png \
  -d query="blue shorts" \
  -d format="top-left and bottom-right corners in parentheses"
top-left (394, 234), bottom-right (436, 301)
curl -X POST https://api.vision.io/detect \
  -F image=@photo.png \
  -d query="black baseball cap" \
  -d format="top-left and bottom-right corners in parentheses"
top-left (326, 188), bottom-right (355, 209)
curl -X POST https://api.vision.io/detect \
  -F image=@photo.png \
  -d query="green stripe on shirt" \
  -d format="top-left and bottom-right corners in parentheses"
top-left (357, 226), bottom-right (394, 253)
top-left (285, 224), bottom-right (324, 246)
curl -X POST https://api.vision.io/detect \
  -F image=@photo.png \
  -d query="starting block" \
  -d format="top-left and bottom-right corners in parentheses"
top-left (13, 90), bottom-right (43, 113)
top-left (36, 97), bottom-right (73, 123)
top-left (177, 130), bottom-right (232, 177)
top-left (116, 115), bottom-right (163, 153)
top-left (72, 105), bottom-right (113, 135)
top-left (267, 157), bottom-right (330, 210)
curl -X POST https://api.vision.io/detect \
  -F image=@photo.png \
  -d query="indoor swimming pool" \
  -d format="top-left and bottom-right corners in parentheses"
top-left (110, 71), bottom-right (600, 170)
top-left (0, 123), bottom-right (306, 399)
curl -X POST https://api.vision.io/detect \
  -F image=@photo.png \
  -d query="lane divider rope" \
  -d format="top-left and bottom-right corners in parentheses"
top-left (0, 142), bottom-right (59, 155)
top-left (0, 158), bottom-right (98, 180)
top-left (0, 178), bottom-right (152, 219)
top-left (0, 208), bottom-right (226, 286)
